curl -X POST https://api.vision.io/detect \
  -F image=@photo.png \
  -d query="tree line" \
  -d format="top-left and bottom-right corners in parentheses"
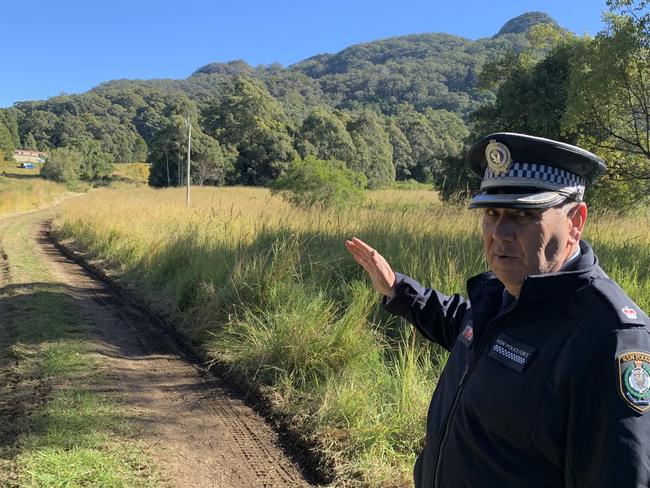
top-left (0, 11), bottom-right (541, 186)
top-left (0, 5), bottom-right (648, 208)
top-left (466, 0), bottom-right (650, 208)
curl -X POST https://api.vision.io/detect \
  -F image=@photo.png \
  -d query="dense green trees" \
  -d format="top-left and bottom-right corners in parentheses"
top-left (385, 121), bottom-right (415, 180)
top-left (289, 12), bottom-right (545, 116)
top-left (295, 107), bottom-right (356, 163)
top-left (41, 140), bottom-right (113, 184)
top-left (69, 138), bottom-right (115, 182)
top-left (567, 12), bottom-right (650, 162)
top-left (0, 110), bottom-right (20, 160)
top-left (567, 1), bottom-right (650, 203)
top-left (472, 36), bottom-right (579, 141)
top-left (23, 132), bottom-right (38, 150)
top-left (390, 104), bottom-right (467, 182)
top-left (2, 11), bottom-right (546, 183)
top-left (203, 78), bottom-right (296, 185)
top-left (469, 3), bottom-right (650, 208)
top-left (13, 95), bottom-right (147, 163)
top-left (147, 116), bottom-right (187, 187)
top-left (41, 148), bottom-right (83, 182)
top-left (148, 109), bottom-right (233, 188)
top-left (191, 132), bottom-right (232, 186)
top-left (0, 123), bottom-right (14, 161)
top-left (2, 8), bottom-right (648, 207)
top-left (347, 110), bottom-right (394, 188)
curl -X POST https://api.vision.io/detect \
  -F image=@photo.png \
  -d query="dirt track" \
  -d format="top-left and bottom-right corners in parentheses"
top-left (3, 209), bottom-right (318, 487)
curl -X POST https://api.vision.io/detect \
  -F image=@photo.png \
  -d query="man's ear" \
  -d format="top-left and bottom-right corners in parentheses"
top-left (568, 202), bottom-right (587, 244)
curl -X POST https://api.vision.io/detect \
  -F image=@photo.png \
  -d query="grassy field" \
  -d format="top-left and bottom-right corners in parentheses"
top-left (0, 175), bottom-right (70, 217)
top-left (0, 160), bottom-right (72, 216)
top-left (112, 162), bottom-right (150, 185)
top-left (0, 160), bottom-right (42, 177)
top-left (0, 159), bottom-right (153, 218)
top-left (52, 186), bottom-right (650, 486)
top-left (0, 212), bottom-right (160, 487)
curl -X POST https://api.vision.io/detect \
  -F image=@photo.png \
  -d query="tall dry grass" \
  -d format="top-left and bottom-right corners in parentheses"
top-left (0, 176), bottom-right (69, 216)
top-left (112, 162), bottom-right (150, 184)
top-left (53, 186), bottom-right (650, 486)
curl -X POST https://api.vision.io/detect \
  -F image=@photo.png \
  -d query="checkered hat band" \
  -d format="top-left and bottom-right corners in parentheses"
top-left (483, 162), bottom-right (586, 189)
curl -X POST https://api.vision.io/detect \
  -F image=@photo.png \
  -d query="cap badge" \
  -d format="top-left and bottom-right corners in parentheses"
top-left (485, 140), bottom-right (512, 175)
top-left (618, 352), bottom-right (650, 413)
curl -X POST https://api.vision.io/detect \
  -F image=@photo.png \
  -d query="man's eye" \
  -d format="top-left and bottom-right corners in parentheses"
top-left (484, 209), bottom-right (498, 217)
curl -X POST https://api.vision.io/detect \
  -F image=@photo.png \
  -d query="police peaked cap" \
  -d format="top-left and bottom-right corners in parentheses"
top-left (466, 133), bottom-right (607, 209)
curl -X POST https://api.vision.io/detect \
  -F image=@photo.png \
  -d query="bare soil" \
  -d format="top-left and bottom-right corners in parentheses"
top-left (3, 212), bottom-right (321, 487)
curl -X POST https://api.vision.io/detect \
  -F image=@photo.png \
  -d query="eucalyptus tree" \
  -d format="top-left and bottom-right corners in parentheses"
top-left (203, 77), bottom-right (295, 185)
top-left (385, 120), bottom-right (415, 180)
top-left (295, 106), bottom-right (356, 164)
top-left (347, 110), bottom-right (394, 188)
top-left (566, 6), bottom-right (650, 172)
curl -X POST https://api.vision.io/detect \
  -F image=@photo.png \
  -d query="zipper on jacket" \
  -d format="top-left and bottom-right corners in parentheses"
top-left (432, 302), bottom-right (516, 488)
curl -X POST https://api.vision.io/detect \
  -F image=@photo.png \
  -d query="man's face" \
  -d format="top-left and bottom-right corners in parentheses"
top-left (481, 204), bottom-right (583, 296)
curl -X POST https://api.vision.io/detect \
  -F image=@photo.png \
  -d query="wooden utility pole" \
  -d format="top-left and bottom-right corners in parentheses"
top-left (186, 116), bottom-right (192, 208)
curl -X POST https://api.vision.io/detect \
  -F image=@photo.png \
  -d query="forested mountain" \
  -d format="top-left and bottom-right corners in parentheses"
top-left (0, 11), bottom-right (556, 188)
top-left (9, 7), bottom-right (647, 204)
top-left (159, 11), bottom-right (557, 118)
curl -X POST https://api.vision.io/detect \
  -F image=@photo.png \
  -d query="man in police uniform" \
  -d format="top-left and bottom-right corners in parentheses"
top-left (345, 133), bottom-right (650, 487)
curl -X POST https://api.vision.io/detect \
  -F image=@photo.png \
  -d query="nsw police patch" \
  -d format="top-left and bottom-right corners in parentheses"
top-left (617, 351), bottom-right (650, 413)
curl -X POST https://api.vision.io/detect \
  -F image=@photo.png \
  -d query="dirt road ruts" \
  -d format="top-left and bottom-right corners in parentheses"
top-left (34, 218), bottom-right (317, 488)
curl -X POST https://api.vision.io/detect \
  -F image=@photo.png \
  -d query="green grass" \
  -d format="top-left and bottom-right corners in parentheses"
top-left (1, 160), bottom-right (42, 177)
top-left (0, 215), bottom-right (160, 487)
top-left (52, 186), bottom-right (650, 486)
top-left (15, 387), bottom-right (153, 488)
top-left (50, 187), bottom-right (473, 485)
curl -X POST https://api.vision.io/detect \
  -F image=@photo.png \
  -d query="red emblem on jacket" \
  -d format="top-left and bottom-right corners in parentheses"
top-left (462, 324), bottom-right (474, 341)
top-left (622, 307), bottom-right (638, 319)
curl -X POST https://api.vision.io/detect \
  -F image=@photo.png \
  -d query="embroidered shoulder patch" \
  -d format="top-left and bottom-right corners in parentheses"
top-left (617, 351), bottom-right (650, 413)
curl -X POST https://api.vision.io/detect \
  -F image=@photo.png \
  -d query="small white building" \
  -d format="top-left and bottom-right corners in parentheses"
top-left (13, 149), bottom-right (46, 163)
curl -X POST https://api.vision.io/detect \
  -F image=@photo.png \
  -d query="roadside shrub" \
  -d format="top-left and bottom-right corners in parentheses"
top-left (42, 148), bottom-right (82, 183)
top-left (271, 156), bottom-right (367, 209)
top-left (70, 138), bottom-right (115, 182)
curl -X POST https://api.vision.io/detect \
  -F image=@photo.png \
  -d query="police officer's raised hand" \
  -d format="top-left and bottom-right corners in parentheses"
top-left (344, 237), bottom-right (396, 297)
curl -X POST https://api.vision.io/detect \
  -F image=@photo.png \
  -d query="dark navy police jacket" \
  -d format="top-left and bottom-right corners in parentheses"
top-left (383, 241), bottom-right (650, 487)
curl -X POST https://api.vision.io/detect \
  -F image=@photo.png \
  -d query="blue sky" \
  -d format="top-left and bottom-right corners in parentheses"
top-left (2, 0), bottom-right (609, 108)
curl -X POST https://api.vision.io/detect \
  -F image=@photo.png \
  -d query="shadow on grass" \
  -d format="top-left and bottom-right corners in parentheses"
top-left (0, 173), bottom-right (42, 180)
top-left (0, 283), bottom-right (152, 463)
top-left (0, 283), bottom-right (86, 353)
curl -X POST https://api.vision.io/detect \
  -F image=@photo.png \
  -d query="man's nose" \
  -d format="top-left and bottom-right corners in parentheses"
top-left (492, 214), bottom-right (516, 242)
